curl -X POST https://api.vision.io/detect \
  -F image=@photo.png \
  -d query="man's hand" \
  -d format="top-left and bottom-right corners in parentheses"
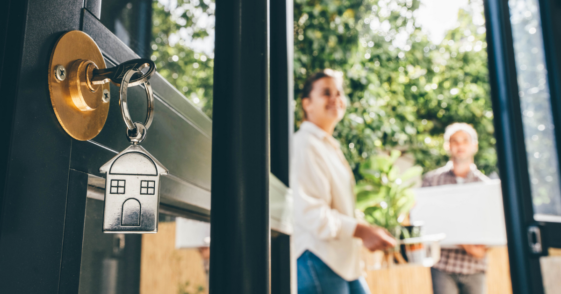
top-left (461, 244), bottom-right (486, 259)
top-left (354, 223), bottom-right (396, 251)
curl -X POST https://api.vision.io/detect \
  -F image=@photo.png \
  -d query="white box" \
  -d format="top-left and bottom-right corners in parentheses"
top-left (410, 180), bottom-right (507, 246)
top-left (175, 217), bottom-right (211, 249)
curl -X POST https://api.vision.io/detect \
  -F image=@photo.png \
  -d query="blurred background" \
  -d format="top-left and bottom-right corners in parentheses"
top-left (93, 0), bottom-right (513, 293)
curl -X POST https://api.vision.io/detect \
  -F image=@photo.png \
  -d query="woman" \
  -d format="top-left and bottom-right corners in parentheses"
top-left (292, 69), bottom-right (396, 294)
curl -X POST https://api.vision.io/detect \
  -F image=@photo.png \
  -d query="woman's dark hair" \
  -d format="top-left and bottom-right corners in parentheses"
top-left (300, 70), bottom-right (334, 99)
top-left (300, 69), bottom-right (343, 119)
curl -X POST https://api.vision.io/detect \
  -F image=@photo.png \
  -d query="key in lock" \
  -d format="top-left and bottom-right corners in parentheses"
top-left (90, 59), bottom-right (157, 87)
top-left (48, 31), bottom-right (166, 233)
top-left (64, 58), bottom-right (156, 105)
top-left (48, 30), bottom-right (157, 141)
top-left (58, 58), bottom-right (155, 113)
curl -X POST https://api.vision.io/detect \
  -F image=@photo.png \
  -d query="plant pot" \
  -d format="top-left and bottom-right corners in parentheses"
top-left (400, 222), bottom-right (424, 263)
top-left (399, 233), bottom-right (446, 267)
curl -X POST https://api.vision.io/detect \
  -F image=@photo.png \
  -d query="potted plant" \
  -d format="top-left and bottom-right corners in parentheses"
top-left (355, 150), bottom-right (423, 266)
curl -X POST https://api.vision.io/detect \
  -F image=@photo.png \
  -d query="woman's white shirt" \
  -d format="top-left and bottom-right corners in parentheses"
top-left (291, 121), bottom-right (362, 281)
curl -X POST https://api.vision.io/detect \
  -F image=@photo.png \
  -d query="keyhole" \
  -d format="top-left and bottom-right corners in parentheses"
top-left (102, 89), bottom-right (110, 102)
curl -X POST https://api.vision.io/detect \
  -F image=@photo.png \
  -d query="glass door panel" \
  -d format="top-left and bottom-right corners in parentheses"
top-left (508, 0), bottom-right (561, 292)
top-left (78, 198), bottom-right (210, 294)
top-left (78, 2), bottom-right (215, 293)
top-left (508, 0), bottom-right (561, 220)
top-left (99, 0), bottom-right (215, 117)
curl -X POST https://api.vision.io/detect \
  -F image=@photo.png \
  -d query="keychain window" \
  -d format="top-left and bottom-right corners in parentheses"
top-left (140, 180), bottom-right (155, 195)
top-left (110, 180), bottom-right (126, 194)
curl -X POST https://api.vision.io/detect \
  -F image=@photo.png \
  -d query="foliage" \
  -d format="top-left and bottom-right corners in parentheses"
top-left (356, 150), bottom-right (422, 229)
top-left (151, 0), bottom-right (498, 180)
top-left (151, 0), bottom-right (215, 117)
top-left (294, 0), bottom-right (497, 179)
top-left (178, 281), bottom-right (205, 294)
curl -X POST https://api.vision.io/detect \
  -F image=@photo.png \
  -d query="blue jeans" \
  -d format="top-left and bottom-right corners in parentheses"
top-left (297, 250), bottom-right (370, 294)
top-left (431, 268), bottom-right (486, 294)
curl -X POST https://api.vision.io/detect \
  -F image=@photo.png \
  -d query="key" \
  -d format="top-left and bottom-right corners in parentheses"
top-left (91, 59), bottom-right (156, 87)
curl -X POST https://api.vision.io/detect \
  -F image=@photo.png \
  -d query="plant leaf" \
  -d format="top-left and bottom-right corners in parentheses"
top-left (399, 166), bottom-right (424, 181)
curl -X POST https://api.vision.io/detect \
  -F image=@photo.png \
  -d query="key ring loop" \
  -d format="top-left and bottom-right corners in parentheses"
top-left (119, 68), bottom-right (154, 133)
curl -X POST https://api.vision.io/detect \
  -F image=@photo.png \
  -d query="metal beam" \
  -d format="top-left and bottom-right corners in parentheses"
top-left (270, 0), bottom-right (294, 187)
top-left (210, 0), bottom-right (270, 293)
top-left (270, 0), bottom-right (293, 292)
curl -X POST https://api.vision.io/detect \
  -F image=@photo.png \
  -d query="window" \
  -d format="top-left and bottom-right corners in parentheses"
top-left (140, 180), bottom-right (155, 195)
top-left (509, 0), bottom-right (561, 217)
top-left (100, 0), bottom-right (215, 117)
top-left (110, 180), bottom-right (126, 194)
top-left (78, 198), bottom-right (210, 294)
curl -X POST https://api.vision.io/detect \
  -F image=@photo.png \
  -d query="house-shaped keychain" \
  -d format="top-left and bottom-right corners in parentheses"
top-left (100, 144), bottom-right (168, 233)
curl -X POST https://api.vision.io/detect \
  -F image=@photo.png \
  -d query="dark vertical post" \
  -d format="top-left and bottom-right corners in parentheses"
top-left (0, 0), bottom-right (84, 293)
top-left (484, 0), bottom-right (544, 293)
top-left (136, 0), bottom-right (153, 58)
top-left (210, 0), bottom-right (270, 293)
top-left (270, 0), bottom-right (294, 186)
top-left (0, 0), bottom-right (27, 235)
top-left (271, 232), bottom-right (292, 294)
top-left (58, 170), bottom-right (89, 294)
top-left (270, 0), bottom-right (293, 293)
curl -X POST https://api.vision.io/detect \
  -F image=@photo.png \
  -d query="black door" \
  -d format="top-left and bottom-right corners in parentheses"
top-left (485, 0), bottom-right (561, 293)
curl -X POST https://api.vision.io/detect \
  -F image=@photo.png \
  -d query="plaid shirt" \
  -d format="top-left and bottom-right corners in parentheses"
top-left (422, 162), bottom-right (491, 274)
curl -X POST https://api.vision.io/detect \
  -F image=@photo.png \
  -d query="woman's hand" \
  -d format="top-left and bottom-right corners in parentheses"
top-left (460, 244), bottom-right (487, 259)
top-left (353, 223), bottom-right (397, 251)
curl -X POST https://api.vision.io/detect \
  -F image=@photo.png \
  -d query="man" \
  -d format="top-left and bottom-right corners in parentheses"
top-left (422, 123), bottom-right (490, 294)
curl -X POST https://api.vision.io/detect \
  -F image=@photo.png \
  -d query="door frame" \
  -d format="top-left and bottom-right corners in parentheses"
top-left (485, 0), bottom-right (561, 293)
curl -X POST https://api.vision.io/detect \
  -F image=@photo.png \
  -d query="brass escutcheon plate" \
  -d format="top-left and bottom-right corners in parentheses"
top-left (48, 30), bottom-right (110, 141)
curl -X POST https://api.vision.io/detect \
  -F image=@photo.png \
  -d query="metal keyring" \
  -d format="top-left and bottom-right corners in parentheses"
top-left (127, 122), bottom-right (147, 144)
top-left (119, 69), bottom-right (154, 133)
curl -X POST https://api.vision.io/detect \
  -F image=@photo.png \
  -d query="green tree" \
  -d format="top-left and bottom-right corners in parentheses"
top-left (151, 0), bottom-right (497, 179)
top-left (294, 0), bottom-right (497, 179)
top-left (413, 8), bottom-right (496, 176)
top-left (151, 0), bottom-right (215, 117)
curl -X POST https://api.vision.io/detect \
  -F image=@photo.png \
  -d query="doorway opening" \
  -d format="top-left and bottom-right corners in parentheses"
top-left (293, 0), bottom-right (509, 293)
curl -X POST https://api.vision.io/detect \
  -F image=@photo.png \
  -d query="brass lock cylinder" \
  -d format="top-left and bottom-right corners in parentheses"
top-left (67, 59), bottom-right (107, 111)
top-left (48, 31), bottom-right (110, 141)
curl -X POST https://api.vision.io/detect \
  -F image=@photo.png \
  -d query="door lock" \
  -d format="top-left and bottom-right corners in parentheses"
top-left (48, 30), bottom-right (156, 141)
top-left (528, 224), bottom-right (544, 255)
